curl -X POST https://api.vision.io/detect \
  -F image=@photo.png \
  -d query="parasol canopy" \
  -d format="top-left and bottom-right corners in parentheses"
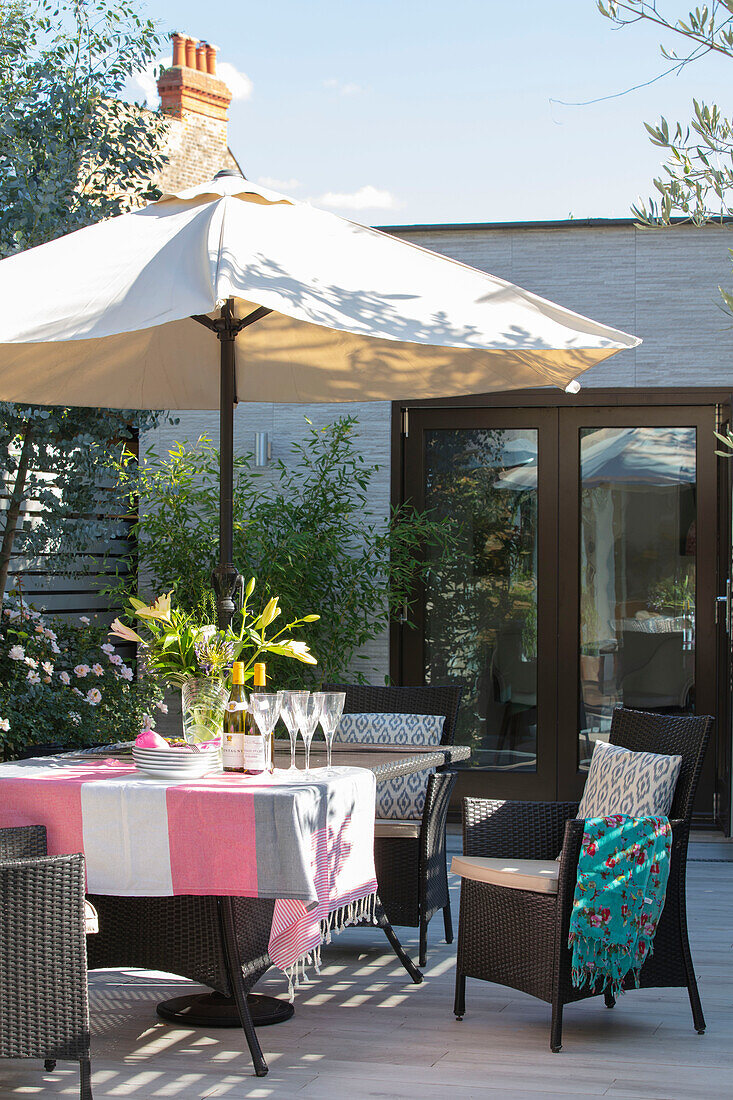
top-left (0, 174), bottom-right (639, 408)
top-left (0, 172), bottom-right (640, 623)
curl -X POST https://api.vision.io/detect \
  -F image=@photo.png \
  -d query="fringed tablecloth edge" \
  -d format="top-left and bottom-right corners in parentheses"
top-left (283, 889), bottom-right (378, 999)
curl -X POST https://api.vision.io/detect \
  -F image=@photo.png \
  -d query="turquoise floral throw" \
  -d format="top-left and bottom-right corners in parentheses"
top-left (568, 815), bottom-right (672, 998)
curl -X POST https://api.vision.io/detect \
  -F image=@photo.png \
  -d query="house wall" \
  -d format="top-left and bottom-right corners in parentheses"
top-left (157, 113), bottom-right (241, 193)
top-left (392, 222), bottom-right (733, 390)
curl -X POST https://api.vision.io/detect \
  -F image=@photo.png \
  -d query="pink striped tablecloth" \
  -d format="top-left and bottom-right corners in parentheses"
top-left (0, 757), bottom-right (377, 984)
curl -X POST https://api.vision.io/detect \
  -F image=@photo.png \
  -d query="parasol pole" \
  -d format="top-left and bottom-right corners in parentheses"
top-left (193, 298), bottom-right (272, 629)
top-left (212, 300), bottom-right (240, 628)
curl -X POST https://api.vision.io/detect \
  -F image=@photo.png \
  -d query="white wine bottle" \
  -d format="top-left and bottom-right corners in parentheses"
top-left (222, 661), bottom-right (247, 772)
top-left (243, 661), bottom-right (268, 775)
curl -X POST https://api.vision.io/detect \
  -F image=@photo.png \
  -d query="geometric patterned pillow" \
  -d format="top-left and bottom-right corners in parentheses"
top-left (335, 712), bottom-right (444, 747)
top-left (578, 740), bottom-right (682, 819)
top-left (376, 767), bottom-right (436, 821)
top-left (335, 713), bottom-right (444, 822)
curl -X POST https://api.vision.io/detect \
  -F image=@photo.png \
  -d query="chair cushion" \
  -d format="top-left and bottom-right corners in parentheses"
top-left (374, 819), bottom-right (421, 838)
top-left (451, 854), bottom-right (559, 895)
top-left (335, 712), bottom-right (445, 747)
top-left (578, 739), bottom-right (682, 819)
top-left (376, 767), bottom-right (435, 821)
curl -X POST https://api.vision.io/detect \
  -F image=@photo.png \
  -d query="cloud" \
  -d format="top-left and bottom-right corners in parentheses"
top-left (127, 56), bottom-right (170, 106)
top-left (315, 185), bottom-right (399, 212)
top-left (127, 55), bottom-right (253, 108)
top-left (257, 177), bottom-right (302, 192)
top-left (323, 78), bottom-right (364, 96)
top-left (217, 61), bottom-right (253, 101)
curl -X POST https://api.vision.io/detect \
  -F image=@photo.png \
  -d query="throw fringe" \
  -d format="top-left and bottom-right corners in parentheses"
top-left (568, 931), bottom-right (657, 999)
top-left (283, 891), bottom-right (378, 1000)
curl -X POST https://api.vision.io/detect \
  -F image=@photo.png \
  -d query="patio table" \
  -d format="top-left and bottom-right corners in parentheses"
top-left (0, 748), bottom-right (448, 1078)
top-left (273, 740), bottom-right (471, 772)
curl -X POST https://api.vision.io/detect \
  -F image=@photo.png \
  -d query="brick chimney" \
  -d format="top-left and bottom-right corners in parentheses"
top-left (157, 33), bottom-right (232, 122)
top-left (155, 32), bottom-right (243, 193)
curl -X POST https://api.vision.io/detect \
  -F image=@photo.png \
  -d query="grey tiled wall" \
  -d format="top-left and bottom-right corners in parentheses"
top-left (395, 222), bottom-right (733, 388)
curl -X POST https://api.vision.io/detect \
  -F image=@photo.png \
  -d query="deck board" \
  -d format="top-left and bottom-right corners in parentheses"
top-left (2, 833), bottom-right (731, 1098)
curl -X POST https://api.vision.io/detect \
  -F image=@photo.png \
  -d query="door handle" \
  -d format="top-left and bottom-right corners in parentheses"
top-left (716, 579), bottom-right (732, 633)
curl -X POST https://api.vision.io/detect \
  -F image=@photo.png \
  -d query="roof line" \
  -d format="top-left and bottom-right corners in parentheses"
top-left (375, 216), bottom-right (733, 233)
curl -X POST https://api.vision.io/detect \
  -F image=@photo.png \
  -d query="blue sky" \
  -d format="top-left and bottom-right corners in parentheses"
top-left (130, 0), bottom-right (732, 225)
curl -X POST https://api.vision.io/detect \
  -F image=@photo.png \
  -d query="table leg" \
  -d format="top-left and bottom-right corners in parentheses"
top-left (154, 899), bottom-right (272, 1075)
top-left (374, 898), bottom-right (423, 984)
top-left (218, 896), bottom-right (268, 1076)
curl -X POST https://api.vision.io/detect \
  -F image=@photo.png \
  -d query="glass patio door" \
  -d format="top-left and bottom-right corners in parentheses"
top-left (556, 406), bottom-right (718, 807)
top-left (399, 401), bottom-right (720, 816)
top-left (400, 408), bottom-right (558, 800)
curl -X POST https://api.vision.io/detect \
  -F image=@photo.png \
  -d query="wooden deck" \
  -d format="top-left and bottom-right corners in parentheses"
top-left (2, 832), bottom-right (732, 1099)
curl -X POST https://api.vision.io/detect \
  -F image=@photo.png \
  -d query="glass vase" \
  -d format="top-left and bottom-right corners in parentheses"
top-left (180, 677), bottom-right (229, 745)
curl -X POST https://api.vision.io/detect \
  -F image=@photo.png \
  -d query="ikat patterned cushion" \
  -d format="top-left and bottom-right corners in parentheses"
top-left (335, 712), bottom-right (445, 821)
top-left (578, 739), bottom-right (682, 819)
top-left (335, 712), bottom-right (445, 747)
top-left (376, 767), bottom-right (436, 821)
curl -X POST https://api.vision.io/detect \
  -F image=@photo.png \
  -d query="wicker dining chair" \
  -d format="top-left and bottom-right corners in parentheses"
top-left (324, 683), bottom-right (463, 966)
top-left (0, 825), bottom-right (92, 1099)
top-left (453, 707), bottom-right (713, 1052)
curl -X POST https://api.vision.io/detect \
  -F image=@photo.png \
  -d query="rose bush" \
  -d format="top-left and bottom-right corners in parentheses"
top-left (0, 595), bottom-right (163, 759)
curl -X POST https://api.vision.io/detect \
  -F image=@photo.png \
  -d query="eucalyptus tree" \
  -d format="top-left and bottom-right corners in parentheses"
top-left (598, 3), bottom-right (733, 237)
top-left (0, 0), bottom-right (170, 601)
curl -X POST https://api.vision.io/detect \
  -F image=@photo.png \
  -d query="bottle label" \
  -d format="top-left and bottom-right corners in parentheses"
top-left (243, 734), bottom-right (267, 773)
top-left (222, 732), bottom-right (244, 770)
top-left (226, 700), bottom-right (247, 713)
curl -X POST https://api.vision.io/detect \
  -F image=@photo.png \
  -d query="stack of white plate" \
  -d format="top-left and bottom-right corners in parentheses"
top-left (132, 744), bottom-right (222, 779)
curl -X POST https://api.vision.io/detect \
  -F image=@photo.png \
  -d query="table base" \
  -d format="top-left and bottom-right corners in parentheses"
top-left (156, 990), bottom-right (294, 1028)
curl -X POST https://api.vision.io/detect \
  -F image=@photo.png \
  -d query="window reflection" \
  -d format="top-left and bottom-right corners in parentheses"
top-left (579, 427), bottom-right (696, 770)
top-left (423, 429), bottom-right (538, 771)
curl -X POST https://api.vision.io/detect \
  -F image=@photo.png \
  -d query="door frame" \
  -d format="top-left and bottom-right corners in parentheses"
top-left (392, 388), bottom-right (731, 825)
top-left (715, 401), bottom-right (732, 832)
top-left (399, 406), bottom-right (559, 800)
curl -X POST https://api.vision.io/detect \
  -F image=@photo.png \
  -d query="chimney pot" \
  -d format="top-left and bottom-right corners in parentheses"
top-left (157, 33), bottom-right (231, 123)
top-left (171, 32), bottom-right (185, 67)
top-left (185, 37), bottom-right (198, 68)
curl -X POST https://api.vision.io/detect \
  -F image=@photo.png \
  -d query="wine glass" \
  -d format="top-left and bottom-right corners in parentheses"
top-left (280, 690), bottom-right (309, 770)
top-left (294, 693), bottom-right (322, 776)
top-left (250, 693), bottom-right (282, 771)
top-left (315, 692), bottom-right (346, 773)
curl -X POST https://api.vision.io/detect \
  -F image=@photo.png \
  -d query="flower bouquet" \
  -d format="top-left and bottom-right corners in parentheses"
top-left (110, 579), bottom-right (318, 744)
